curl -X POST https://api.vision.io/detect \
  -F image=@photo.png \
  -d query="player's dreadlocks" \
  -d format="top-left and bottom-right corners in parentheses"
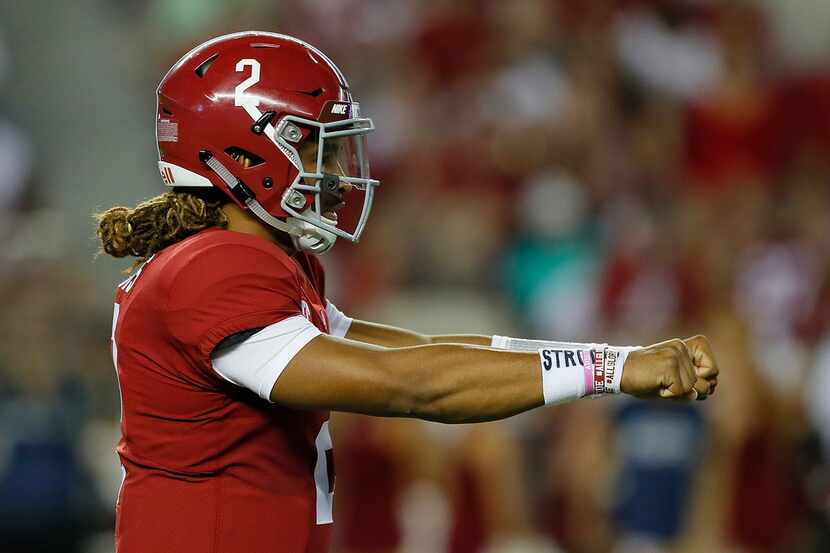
top-left (95, 189), bottom-right (228, 273)
top-left (95, 153), bottom-right (259, 271)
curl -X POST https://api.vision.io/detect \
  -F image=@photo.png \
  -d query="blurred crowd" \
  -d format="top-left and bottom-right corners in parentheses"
top-left (1, 1), bottom-right (830, 552)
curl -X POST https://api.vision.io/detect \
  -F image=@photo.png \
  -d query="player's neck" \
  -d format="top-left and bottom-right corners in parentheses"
top-left (221, 203), bottom-right (299, 256)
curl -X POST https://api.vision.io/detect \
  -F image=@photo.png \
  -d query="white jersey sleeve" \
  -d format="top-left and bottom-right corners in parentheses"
top-left (211, 315), bottom-right (321, 401)
top-left (325, 300), bottom-right (353, 339)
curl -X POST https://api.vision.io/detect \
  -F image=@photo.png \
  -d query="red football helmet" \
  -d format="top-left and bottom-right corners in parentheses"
top-left (156, 31), bottom-right (379, 253)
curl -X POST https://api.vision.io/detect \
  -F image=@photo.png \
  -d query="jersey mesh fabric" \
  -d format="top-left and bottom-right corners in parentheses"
top-left (112, 228), bottom-right (334, 553)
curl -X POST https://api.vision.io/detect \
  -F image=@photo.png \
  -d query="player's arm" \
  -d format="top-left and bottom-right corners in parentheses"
top-left (337, 317), bottom-right (721, 403)
top-left (328, 306), bottom-right (720, 404)
top-left (269, 334), bottom-right (718, 424)
top-left (325, 300), bottom-right (491, 347)
top-left (344, 318), bottom-right (492, 347)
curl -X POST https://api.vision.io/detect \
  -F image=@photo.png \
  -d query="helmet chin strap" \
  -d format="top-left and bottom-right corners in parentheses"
top-left (201, 151), bottom-right (337, 254)
top-left (285, 215), bottom-right (338, 254)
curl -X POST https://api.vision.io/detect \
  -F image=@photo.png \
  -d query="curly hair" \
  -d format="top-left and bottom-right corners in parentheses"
top-left (95, 190), bottom-right (228, 272)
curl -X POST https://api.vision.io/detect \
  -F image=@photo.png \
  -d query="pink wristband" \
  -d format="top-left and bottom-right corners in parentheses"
top-left (581, 349), bottom-right (597, 395)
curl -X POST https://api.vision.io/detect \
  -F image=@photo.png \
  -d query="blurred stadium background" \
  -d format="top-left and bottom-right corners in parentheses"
top-left (2, 0), bottom-right (830, 552)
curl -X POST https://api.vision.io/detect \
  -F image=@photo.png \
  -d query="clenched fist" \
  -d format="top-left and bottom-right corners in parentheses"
top-left (621, 335), bottom-right (719, 400)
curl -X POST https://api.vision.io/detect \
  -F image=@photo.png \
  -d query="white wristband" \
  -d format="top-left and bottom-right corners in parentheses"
top-left (491, 335), bottom-right (639, 404)
top-left (538, 346), bottom-right (599, 404)
top-left (491, 335), bottom-right (606, 352)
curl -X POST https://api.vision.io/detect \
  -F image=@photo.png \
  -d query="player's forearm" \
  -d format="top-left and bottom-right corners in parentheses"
top-left (344, 320), bottom-right (431, 347)
top-left (429, 334), bottom-right (492, 346)
top-left (345, 319), bottom-right (491, 348)
top-left (382, 344), bottom-right (544, 424)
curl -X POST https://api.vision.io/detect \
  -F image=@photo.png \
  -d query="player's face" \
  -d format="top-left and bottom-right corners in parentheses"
top-left (298, 139), bottom-right (353, 220)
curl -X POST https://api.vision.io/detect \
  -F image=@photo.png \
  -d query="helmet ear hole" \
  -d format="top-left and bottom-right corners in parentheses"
top-left (224, 147), bottom-right (265, 168)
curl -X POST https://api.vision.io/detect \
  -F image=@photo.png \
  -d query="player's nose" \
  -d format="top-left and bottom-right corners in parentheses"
top-left (321, 174), bottom-right (351, 209)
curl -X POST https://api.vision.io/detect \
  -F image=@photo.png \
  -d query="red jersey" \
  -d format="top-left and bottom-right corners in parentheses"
top-left (111, 228), bottom-right (334, 553)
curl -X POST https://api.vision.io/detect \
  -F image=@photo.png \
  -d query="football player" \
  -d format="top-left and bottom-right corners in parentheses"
top-left (96, 32), bottom-right (719, 553)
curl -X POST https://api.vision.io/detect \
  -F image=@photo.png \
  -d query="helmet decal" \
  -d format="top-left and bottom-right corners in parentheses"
top-left (234, 59), bottom-right (261, 117)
